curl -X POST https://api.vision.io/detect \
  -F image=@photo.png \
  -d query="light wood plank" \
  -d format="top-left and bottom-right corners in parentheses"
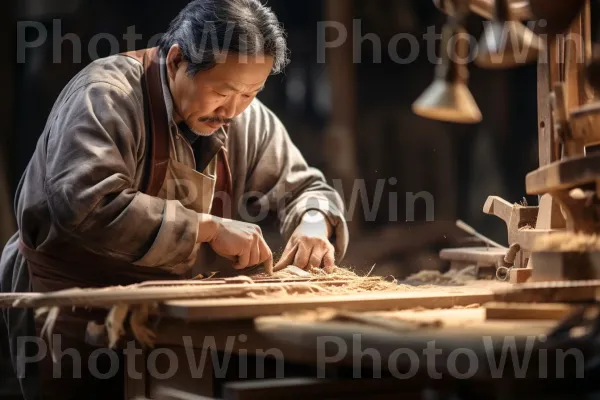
top-left (161, 286), bottom-right (499, 321)
top-left (485, 302), bottom-right (575, 320)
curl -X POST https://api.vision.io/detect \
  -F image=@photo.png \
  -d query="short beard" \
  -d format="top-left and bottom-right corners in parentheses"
top-left (189, 127), bottom-right (216, 137)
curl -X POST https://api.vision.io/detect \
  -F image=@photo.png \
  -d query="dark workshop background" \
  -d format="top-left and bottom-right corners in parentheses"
top-left (0, 0), bottom-right (542, 277)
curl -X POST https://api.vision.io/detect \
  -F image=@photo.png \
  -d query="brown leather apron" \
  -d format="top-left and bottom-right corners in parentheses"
top-left (17, 47), bottom-right (233, 399)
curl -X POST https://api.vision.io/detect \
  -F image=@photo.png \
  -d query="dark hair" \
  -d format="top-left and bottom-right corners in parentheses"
top-left (158, 0), bottom-right (289, 75)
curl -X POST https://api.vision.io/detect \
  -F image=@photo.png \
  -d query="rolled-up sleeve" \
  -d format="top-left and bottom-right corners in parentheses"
top-left (44, 82), bottom-right (198, 267)
top-left (242, 101), bottom-right (349, 261)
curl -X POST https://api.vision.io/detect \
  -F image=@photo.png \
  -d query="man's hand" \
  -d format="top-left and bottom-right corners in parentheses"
top-left (274, 211), bottom-right (335, 271)
top-left (198, 214), bottom-right (273, 270)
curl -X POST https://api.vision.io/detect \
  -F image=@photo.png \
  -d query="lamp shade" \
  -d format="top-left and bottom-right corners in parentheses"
top-left (413, 80), bottom-right (482, 124)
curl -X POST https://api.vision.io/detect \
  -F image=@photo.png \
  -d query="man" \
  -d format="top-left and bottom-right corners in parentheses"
top-left (0, 0), bottom-right (349, 398)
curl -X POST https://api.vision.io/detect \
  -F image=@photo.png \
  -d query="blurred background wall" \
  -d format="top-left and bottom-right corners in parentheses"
top-left (1, 0), bottom-right (544, 277)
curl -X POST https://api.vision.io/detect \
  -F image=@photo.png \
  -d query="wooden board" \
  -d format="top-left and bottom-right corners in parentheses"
top-left (10, 280), bottom-right (376, 309)
top-left (161, 285), bottom-right (503, 321)
top-left (526, 152), bottom-right (600, 194)
top-left (493, 279), bottom-right (600, 302)
top-left (485, 302), bottom-right (575, 320)
top-left (0, 293), bottom-right (38, 307)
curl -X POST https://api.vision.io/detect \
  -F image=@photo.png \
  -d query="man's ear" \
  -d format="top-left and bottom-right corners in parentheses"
top-left (166, 44), bottom-right (185, 81)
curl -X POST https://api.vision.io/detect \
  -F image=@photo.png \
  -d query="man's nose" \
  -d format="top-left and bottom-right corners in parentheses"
top-left (218, 98), bottom-right (239, 119)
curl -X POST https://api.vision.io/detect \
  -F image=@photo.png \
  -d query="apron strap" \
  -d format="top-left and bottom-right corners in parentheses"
top-left (121, 47), bottom-right (170, 197)
top-left (141, 48), bottom-right (170, 196)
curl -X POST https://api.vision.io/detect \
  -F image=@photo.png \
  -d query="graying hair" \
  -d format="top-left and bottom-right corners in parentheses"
top-left (158, 0), bottom-right (289, 75)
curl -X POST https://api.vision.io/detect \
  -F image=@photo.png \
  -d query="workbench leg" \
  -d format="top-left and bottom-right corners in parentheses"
top-left (123, 343), bottom-right (148, 399)
top-left (143, 346), bottom-right (217, 399)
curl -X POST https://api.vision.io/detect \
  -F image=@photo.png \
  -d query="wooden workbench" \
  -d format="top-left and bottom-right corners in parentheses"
top-left (124, 281), bottom-right (579, 399)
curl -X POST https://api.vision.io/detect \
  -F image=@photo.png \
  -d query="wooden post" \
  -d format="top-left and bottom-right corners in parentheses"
top-left (323, 0), bottom-right (360, 233)
top-left (537, 38), bottom-right (560, 166)
top-left (526, 3), bottom-right (591, 277)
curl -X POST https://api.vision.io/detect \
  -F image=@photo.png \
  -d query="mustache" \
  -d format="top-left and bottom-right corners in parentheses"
top-left (199, 117), bottom-right (233, 125)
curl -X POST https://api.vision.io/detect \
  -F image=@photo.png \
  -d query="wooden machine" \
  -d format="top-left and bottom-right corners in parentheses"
top-left (416, 0), bottom-right (600, 284)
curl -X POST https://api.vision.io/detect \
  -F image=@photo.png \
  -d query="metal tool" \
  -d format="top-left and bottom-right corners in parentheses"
top-left (455, 219), bottom-right (507, 249)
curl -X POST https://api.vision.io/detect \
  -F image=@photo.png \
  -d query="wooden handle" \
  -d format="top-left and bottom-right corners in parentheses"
top-left (483, 196), bottom-right (514, 225)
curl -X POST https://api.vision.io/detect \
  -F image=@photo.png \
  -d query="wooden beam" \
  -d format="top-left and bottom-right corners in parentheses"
top-left (323, 0), bottom-right (359, 234)
top-left (9, 280), bottom-right (382, 309)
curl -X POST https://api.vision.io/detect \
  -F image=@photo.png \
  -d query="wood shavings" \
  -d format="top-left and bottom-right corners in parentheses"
top-left (35, 306), bottom-right (60, 362)
top-left (533, 231), bottom-right (600, 252)
top-left (404, 266), bottom-right (477, 285)
top-left (106, 304), bottom-right (129, 348)
top-left (247, 265), bottom-right (405, 294)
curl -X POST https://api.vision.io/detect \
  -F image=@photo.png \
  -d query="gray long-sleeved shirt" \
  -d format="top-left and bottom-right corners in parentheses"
top-left (0, 53), bottom-right (348, 286)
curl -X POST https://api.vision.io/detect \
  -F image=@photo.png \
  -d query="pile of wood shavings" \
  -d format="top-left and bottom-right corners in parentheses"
top-left (533, 232), bottom-right (600, 252)
top-left (403, 266), bottom-right (476, 285)
top-left (246, 266), bottom-right (420, 296)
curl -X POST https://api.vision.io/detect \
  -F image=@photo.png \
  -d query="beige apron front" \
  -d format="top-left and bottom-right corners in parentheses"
top-left (157, 137), bottom-right (237, 277)
top-left (158, 157), bottom-right (218, 214)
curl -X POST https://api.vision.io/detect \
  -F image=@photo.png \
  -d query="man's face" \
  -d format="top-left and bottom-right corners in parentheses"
top-left (166, 45), bottom-right (274, 136)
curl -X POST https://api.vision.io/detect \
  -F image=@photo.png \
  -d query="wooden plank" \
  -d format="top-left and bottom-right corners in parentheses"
top-left (525, 152), bottom-right (600, 194)
top-left (485, 302), bottom-right (575, 320)
top-left (0, 293), bottom-right (38, 307)
top-left (10, 280), bottom-right (375, 309)
top-left (161, 287), bottom-right (498, 321)
top-left (254, 316), bottom-right (556, 369)
top-left (493, 279), bottom-right (600, 302)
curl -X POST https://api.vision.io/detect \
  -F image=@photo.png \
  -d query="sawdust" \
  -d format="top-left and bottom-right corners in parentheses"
top-left (403, 266), bottom-right (477, 285)
top-left (251, 265), bottom-right (361, 280)
top-left (247, 265), bottom-right (420, 295)
top-left (533, 231), bottom-right (600, 252)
